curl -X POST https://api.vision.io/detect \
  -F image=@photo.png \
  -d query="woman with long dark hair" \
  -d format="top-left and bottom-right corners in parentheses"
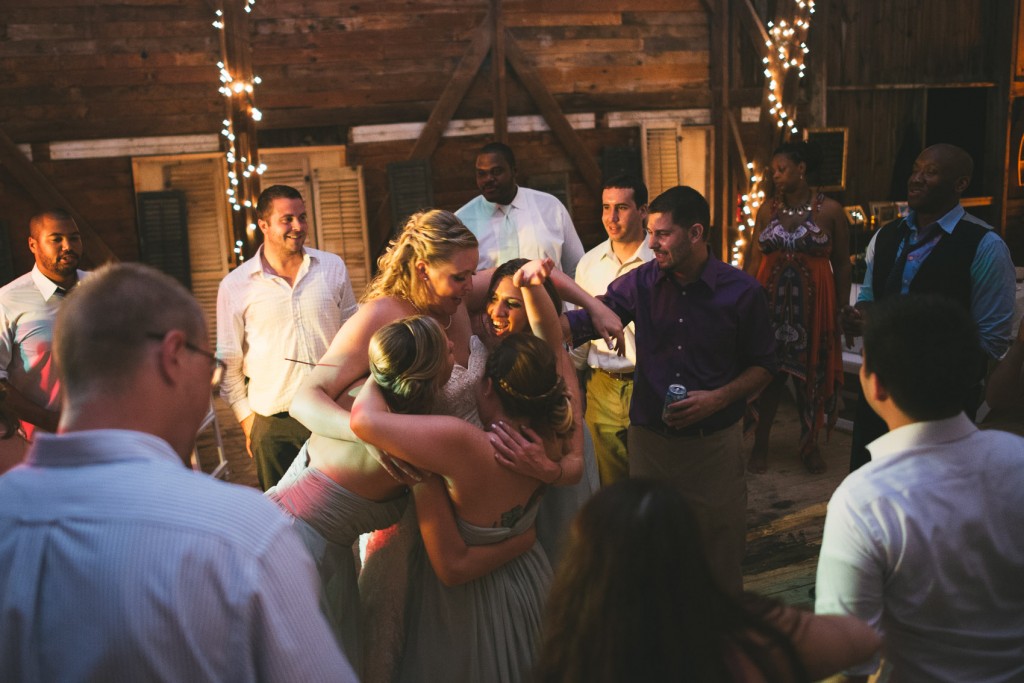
top-left (536, 479), bottom-right (879, 682)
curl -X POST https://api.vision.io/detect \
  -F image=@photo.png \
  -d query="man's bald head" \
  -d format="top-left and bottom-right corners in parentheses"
top-left (907, 144), bottom-right (975, 219)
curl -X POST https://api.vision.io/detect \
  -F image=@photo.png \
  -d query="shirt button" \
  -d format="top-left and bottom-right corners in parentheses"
top-left (677, 345), bottom-right (682, 350)
top-left (678, 318), bottom-right (683, 323)
top-left (675, 373), bottom-right (680, 377)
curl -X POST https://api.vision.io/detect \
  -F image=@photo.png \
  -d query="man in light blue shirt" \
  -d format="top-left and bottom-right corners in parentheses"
top-left (0, 263), bottom-right (356, 682)
top-left (841, 144), bottom-right (1015, 470)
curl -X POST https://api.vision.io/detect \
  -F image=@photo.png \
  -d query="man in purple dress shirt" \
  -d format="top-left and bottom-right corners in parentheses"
top-left (566, 186), bottom-right (777, 593)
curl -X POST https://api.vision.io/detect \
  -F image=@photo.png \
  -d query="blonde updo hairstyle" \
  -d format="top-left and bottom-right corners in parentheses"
top-left (486, 333), bottom-right (574, 441)
top-left (368, 315), bottom-right (450, 415)
top-left (362, 209), bottom-right (478, 309)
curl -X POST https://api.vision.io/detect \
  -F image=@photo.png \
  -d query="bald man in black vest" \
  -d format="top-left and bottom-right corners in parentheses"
top-left (841, 144), bottom-right (1016, 471)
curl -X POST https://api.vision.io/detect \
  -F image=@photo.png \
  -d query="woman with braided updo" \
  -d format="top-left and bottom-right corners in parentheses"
top-left (352, 326), bottom-right (571, 683)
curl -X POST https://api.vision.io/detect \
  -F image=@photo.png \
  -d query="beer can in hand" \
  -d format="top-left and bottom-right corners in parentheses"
top-left (662, 384), bottom-right (688, 423)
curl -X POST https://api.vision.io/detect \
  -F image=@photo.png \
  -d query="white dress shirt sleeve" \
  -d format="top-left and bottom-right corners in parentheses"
top-left (253, 524), bottom-right (359, 682)
top-left (815, 484), bottom-right (884, 676)
top-left (216, 275), bottom-right (252, 423)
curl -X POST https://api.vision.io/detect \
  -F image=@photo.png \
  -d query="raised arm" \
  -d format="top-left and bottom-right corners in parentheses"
top-left (513, 258), bottom-right (563, 350)
top-left (412, 475), bottom-right (536, 586)
top-left (350, 378), bottom-right (489, 481)
top-left (290, 298), bottom-right (410, 440)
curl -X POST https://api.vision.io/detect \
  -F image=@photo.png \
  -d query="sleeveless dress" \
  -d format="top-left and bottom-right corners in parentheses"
top-left (265, 444), bottom-right (407, 672)
top-left (397, 496), bottom-right (552, 683)
top-left (359, 336), bottom-right (491, 682)
top-left (438, 336), bottom-right (598, 565)
top-left (754, 195), bottom-right (843, 447)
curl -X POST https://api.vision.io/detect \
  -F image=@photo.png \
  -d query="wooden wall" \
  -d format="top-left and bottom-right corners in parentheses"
top-left (0, 0), bottom-right (708, 268)
top-left (808, 0), bottom-right (1014, 248)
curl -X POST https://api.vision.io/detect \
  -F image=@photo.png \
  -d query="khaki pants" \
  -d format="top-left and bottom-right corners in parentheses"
top-left (628, 422), bottom-right (746, 594)
top-left (585, 370), bottom-right (633, 486)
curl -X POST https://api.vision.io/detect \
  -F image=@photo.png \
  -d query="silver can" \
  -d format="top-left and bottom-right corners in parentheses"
top-left (662, 384), bottom-right (688, 423)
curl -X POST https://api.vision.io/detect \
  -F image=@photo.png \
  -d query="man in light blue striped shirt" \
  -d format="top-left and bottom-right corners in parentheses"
top-left (0, 263), bottom-right (357, 682)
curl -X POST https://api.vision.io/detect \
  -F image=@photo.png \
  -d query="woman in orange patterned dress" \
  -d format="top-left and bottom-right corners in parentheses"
top-left (744, 142), bottom-right (850, 473)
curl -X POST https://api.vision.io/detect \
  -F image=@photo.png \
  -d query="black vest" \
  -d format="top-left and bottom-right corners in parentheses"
top-left (870, 215), bottom-right (989, 310)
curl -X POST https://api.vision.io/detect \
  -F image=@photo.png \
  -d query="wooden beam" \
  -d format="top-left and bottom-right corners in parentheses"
top-left (504, 32), bottom-right (603, 199)
top-left (369, 10), bottom-right (494, 262)
top-left (408, 10), bottom-right (493, 160)
top-left (0, 127), bottom-right (117, 265)
top-left (491, 0), bottom-right (508, 143)
top-left (739, 0), bottom-right (771, 58)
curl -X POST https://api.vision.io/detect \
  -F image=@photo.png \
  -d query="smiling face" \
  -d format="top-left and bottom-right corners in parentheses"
top-left (906, 146), bottom-right (969, 217)
top-left (602, 186), bottom-right (647, 245)
top-left (646, 212), bottom-right (702, 275)
top-left (486, 276), bottom-right (528, 339)
top-left (258, 197), bottom-right (307, 258)
top-left (475, 152), bottom-right (518, 205)
top-left (29, 215), bottom-right (83, 286)
top-left (417, 247), bottom-right (478, 317)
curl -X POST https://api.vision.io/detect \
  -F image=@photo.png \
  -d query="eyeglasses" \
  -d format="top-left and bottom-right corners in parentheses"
top-left (145, 332), bottom-right (226, 389)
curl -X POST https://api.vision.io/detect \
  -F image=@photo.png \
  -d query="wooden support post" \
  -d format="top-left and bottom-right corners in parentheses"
top-left (409, 12), bottom-right (493, 161)
top-left (0, 128), bottom-right (117, 265)
top-left (491, 0), bottom-right (508, 143)
top-left (504, 33), bottom-right (602, 199)
top-left (370, 11), bottom-right (494, 256)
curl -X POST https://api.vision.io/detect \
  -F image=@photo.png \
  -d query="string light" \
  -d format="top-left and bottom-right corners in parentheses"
top-left (762, 1), bottom-right (814, 137)
top-left (213, 2), bottom-right (265, 261)
top-left (733, 1), bottom-right (814, 268)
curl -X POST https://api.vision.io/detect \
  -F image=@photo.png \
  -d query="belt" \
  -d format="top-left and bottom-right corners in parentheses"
top-left (595, 368), bottom-right (633, 382)
top-left (642, 419), bottom-right (735, 439)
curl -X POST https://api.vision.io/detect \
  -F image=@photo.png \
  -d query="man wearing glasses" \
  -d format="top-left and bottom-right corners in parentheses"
top-left (217, 185), bottom-right (358, 490)
top-left (0, 263), bottom-right (357, 681)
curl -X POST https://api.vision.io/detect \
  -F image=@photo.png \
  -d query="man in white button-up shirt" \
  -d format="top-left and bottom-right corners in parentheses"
top-left (217, 185), bottom-right (358, 490)
top-left (571, 175), bottom-right (653, 485)
top-left (815, 294), bottom-right (1024, 683)
top-left (455, 142), bottom-right (585, 276)
top-left (0, 210), bottom-right (86, 471)
top-left (0, 262), bottom-right (356, 682)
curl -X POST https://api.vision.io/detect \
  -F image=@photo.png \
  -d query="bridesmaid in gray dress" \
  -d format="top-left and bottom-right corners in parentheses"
top-left (352, 325), bottom-right (574, 683)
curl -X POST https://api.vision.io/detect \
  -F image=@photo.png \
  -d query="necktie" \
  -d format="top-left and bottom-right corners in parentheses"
top-left (497, 206), bottom-right (520, 265)
top-left (53, 287), bottom-right (67, 299)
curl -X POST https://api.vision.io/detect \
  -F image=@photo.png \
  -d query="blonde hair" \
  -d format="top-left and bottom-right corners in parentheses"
top-left (368, 315), bottom-right (450, 415)
top-left (486, 333), bottom-right (574, 439)
top-left (362, 210), bottom-right (478, 308)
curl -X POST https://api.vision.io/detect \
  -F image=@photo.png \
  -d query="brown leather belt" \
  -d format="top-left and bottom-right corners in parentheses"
top-left (595, 368), bottom-right (633, 382)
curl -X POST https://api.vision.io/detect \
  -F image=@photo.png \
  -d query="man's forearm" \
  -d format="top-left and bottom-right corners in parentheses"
top-left (0, 380), bottom-right (59, 432)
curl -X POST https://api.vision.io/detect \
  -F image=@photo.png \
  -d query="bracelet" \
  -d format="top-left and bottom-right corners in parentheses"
top-left (548, 460), bottom-right (563, 485)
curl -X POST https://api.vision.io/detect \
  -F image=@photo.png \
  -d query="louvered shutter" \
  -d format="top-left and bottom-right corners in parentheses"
top-left (643, 125), bottom-right (681, 201)
top-left (137, 190), bottom-right (190, 287)
top-left (388, 159), bottom-right (433, 237)
top-left (312, 166), bottom-right (371, 299)
top-left (166, 159), bottom-right (232, 347)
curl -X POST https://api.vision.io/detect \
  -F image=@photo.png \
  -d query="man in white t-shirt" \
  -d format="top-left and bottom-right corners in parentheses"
top-left (217, 185), bottom-right (358, 490)
top-left (571, 175), bottom-right (653, 485)
top-left (455, 142), bottom-right (584, 276)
